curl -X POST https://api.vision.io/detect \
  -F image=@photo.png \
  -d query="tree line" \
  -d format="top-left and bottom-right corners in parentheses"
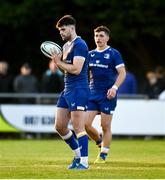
top-left (0, 0), bottom-right (164, 81)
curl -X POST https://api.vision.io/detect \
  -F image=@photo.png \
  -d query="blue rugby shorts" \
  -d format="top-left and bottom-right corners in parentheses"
top-left (57, 88), bottom-right (89, 111)
top-left (88, 91), bottom-right (117, 115)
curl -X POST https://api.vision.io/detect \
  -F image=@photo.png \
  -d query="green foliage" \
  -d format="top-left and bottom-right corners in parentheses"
top-left (1, 0), bottom-right (164, 37)
top-left (73, 0), bottom-right (165, 38)
top-left (0, 0), bottom-right (61, 27)
top-left (0, 0), bottom-right (164, 77)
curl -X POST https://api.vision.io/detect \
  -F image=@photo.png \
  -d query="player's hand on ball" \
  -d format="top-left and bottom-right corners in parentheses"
top-left (50, 48), bottom-right (62, 64)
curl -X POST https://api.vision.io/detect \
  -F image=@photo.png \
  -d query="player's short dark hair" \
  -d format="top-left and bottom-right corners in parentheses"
top-left (94, 26), bottom-right (110, 36)
top-left (56, 15), bottom-right (76, 28)
top-left (22, 62), bottom-right (31, 69)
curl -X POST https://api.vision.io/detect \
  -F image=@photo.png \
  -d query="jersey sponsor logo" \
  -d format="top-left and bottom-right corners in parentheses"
top-left (104, 53), bottom-right (110, 59)
top-left (89, 63), bottom-right (108, 69)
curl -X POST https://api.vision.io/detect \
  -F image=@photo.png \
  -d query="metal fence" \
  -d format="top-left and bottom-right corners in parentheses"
top-left (0, 93), bottom-right (149, 104)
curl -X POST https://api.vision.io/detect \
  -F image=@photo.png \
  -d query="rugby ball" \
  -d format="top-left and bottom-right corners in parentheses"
top-left (40, 41), bottom-right (62, 58)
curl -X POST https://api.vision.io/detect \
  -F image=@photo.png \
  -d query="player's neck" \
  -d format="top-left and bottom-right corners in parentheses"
top-left (69, 32), bottom-right (77, 43)
top-left (96, 45), bottom-right (109, 51)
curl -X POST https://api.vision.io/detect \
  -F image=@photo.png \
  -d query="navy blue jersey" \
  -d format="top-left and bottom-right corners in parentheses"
top-left (89, 46), bottom-right (125, 92)
top-left (63, 37), bottom-right (89, 90)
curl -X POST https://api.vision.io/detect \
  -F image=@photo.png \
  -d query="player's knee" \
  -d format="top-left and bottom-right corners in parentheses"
top-left (73, 127), bottom-right (84, 135)
top-left (55, 123), bottom-right (63, 134)
top-left (85, 123), bottom-right (92, 133)
top-left (102, 125), bottom-right (110, 133)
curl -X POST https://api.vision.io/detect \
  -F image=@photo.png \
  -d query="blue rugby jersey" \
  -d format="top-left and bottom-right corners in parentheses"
top-left (89, 46), bottom-right (125, 92)
top-left (63, 36), bottom-right (89, 90)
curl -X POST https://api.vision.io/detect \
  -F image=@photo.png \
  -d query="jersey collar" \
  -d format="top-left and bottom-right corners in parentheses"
top-left (96, 46), bottom-right (110, 52)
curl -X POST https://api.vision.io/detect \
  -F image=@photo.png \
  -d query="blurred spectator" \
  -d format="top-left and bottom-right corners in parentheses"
top-left (41, 60), bottom-right (64, 93)
top-left (155, 66), bottom-right (165, 79)
top-left (0, 60), bottom-right (13, 103)
top-left (0, 60), bottom-right (13, 92)
top-left (13, 63), bottom-right (39, 103)
top-left (155, 66), bottom-right (165, 93)
top-left (156, 66), bottom-right (165, 100)
top-left (142, 69), bottom-right (164, 99)
top-left (118, 71), bottom-right (137, 95)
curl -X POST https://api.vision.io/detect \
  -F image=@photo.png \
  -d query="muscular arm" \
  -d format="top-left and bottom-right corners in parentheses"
top-left (56, 56), bottom-right (85, 75)
top-left (114, 66), bottom-right (126, 88)
top-left (51, 53), bottom-right (85, 75)
top-left (107, 66), bottom-right (126, 99)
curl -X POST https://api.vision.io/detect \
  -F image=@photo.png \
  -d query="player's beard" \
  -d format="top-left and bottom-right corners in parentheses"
top-left (62, 32), bottom-right (72, 42)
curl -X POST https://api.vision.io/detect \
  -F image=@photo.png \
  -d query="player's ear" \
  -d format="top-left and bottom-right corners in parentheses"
top-left (71, 25), bottom-right (75, 31)
top-left (107, 36), bottom-right (110, 42)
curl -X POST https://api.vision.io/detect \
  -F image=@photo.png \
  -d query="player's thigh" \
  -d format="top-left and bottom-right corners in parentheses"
top-left (71, 110), bottom-right (87, 134)
top-left (100, 112), bottom-right (113, 131)
top-left (86, 111), bottom-right (98, 126)
top-left (55, 107), bottom-right (70, 129)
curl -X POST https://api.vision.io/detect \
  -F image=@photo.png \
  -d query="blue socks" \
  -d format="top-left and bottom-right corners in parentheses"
top-left (61, 130), bottom-right (79, 150)
top-left (77, 133), bottom-right (88, 157)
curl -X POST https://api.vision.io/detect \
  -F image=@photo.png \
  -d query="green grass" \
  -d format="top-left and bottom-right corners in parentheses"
top-left (0, 138), bottom-right (165, 179)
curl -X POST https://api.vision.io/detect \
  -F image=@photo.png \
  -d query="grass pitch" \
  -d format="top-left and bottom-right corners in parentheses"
top-left (0, 138), bottom-right (165, 179)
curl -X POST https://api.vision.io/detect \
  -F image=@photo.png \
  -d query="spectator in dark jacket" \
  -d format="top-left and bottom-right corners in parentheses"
top-left (13, 63), bottom-right (39, 103)
top-left (155, 66), bottom-right (165, 94)
top-left (142, 67), bottom-right (165, 99)
top-left (41, 60), bottom-right (64, 93)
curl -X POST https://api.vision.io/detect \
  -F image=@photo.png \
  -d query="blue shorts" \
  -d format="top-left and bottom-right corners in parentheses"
top-left (57, 88), bottom-right (89, 111)
top-left (88, 91), bottom-right (117, 115)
